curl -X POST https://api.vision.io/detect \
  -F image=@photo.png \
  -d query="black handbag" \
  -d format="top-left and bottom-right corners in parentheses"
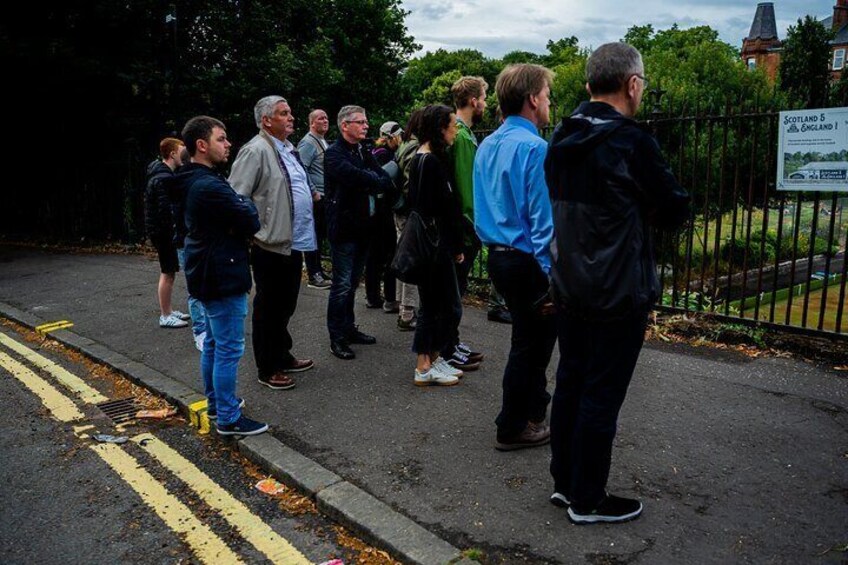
top-left (390, 155), bottom-right (439, 285)
top-left (390, 210), bottom-right (439, 285)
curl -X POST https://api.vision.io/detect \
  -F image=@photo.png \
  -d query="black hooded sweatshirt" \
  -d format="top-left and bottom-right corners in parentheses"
top-left (544, 101), bottom-right (690, 320)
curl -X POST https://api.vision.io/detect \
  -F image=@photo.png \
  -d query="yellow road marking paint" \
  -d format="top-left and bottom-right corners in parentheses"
top-left (34, 320), bottom-right (75, 333)
top-left (90, 442), bottom-right (243, 564)
top-left (0, 333), bottom-right (108, 404)
top-left (0, 350), bottom-right (84, 422)
top-left (133, 434), bottom-right (310, 565)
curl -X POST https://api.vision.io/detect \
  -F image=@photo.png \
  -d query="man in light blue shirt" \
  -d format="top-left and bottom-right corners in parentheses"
top-left (473, 63), bottom-right (557, 452)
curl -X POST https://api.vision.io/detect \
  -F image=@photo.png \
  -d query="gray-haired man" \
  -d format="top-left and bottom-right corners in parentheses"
top-left (545, 42), bottom-right (690, 524)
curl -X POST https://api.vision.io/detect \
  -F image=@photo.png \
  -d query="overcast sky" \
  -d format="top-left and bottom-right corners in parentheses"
top-left (402, 0), bottom-right (836, 58)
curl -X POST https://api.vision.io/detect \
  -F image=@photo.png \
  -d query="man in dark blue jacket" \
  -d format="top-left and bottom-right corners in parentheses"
top-left (176, 115), bottom-right (267, 436)
top-left (324, 105), bottom-right (392, 360)
top-left (545, 43), bottom-right (690, 524)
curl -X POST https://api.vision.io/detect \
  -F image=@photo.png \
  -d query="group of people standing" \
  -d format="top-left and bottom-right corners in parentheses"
top-left (144, 41), bottom-right (690, 525)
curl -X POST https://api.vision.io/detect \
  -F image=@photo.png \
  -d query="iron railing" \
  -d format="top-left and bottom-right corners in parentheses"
top-left (469, 109), bottom-right (847, 339)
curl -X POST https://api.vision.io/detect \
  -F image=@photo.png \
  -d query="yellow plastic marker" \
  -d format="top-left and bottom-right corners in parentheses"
top-left (133, 433), bottom-right (310, 565)
top-left (0, 333), bottom-right (108, 404)
top-left (34, 320), bottom-right (75, 334)
top-left (0, 350), bottom-right (84, 422)
top-left (90, 442), bottom-right (243, 564)
top-left (188, 398), bottom-right (211, 434)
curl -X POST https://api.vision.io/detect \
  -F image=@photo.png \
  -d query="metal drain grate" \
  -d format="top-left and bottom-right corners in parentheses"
top-left (95, 398), bottom-right (139, 424)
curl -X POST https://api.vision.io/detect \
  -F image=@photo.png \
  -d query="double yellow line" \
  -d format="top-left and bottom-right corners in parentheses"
top-left (0, 330), bottom-right (310, 565)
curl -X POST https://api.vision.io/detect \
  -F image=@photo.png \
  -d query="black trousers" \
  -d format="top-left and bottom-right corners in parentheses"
top-left (550, 309), bottom-right (648, 511)
top-left (413, 253), bottom-right (461, 355)
top-left (487, 248), bottom-right (556, 437)
top-left (365, 204), bottom-right (397, 304)
top-left (304, 198), bottom-right (327, 277)
top-left (250, 246), bottom-right (302, 379)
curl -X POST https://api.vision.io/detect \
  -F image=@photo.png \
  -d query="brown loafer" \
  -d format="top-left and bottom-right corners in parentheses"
top-left (283, 358), bottom-right (314, 373)
top-left (259, 372), bottom-right (296, 390)
top-left (495, 422), bottom-right (551, 451)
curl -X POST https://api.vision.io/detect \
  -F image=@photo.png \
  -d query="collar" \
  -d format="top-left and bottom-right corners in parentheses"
top-left (503, 115), bottom-right (541, 135)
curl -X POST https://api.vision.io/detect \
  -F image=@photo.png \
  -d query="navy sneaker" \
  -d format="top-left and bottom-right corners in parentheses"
top-left (216, 415), bottom-right (269, 437)
top-left (567, 494), bottom-right (642, 525)
top-left (206, 398), bottom-right (245, 420)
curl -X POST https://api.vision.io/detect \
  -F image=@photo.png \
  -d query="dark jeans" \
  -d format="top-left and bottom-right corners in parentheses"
top-left (550, 309), bottom-right (648, 511)
top-left (327, 239), bottom-right (368, 342)
top-left (413, 253), bottom-right (461, 355)
top-left (250, 246), bottom-right (302, 379)
top-left (365, 205), bottom-right (397, 304)
top-left (488, 248), bottom-right (556, 437)
top-left (304, 198), bottom-right (327, 277)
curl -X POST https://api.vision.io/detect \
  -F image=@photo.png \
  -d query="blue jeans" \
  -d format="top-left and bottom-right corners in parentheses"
top-left (327, 240), bottom-right (367, 342)
top-left (200, 294), bottom-right (248, 426)
top-left (177, 248), bottom-right (207, 337)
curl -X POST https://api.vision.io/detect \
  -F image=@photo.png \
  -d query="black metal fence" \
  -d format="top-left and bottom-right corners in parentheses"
top-left (470, 110), bottom-right (847, 339)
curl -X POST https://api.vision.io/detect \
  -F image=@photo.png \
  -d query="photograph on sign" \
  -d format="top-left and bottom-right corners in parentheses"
top-left (776, 107), bottom-right (848, 192)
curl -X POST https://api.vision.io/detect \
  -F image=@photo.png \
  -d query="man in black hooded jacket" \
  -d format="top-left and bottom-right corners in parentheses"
top-left (544, 42), bottom-right (690, 525)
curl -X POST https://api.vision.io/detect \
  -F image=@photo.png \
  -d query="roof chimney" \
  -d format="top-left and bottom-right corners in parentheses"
top-left (834, 0), bottom-right (848, 32)
top-left (747, 2), bottom-right (778, 40)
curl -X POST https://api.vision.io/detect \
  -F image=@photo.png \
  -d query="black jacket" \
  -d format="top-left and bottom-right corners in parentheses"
top-left (143, 160), bottom-right (174, 242)
top-left (545, 101), bottom-right (690, 319)
top-left (173, 163), bottom-right (260, 301)
top-left (324, 138), bottom-right (392, 243)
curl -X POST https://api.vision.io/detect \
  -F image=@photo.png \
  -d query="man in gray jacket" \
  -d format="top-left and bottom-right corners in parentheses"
top-left (297, 109), bottom-right (332, 289)
top-left (229, 95), bottom-right (317, 391)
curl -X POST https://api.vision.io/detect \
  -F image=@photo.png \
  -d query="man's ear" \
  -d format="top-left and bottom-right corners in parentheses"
top-left (584, 82), bottom-right (591, 96)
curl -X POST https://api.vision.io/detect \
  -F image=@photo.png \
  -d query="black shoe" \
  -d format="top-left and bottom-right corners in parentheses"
top-left (487, 308), bottom-right (513, 324)
top-left (567, 494), bottom-right (643, 525)
top-left (397, 316), bottom-right (417, 331)
top-left (307, 274), bottom-right (331, 289)
top-left (365, 300), bottom-right (383, 309)
top-left (346, 329), bottom-right (376, 345)
top-left (550, 492), bottom-right (570, 508)
top-left (331, 339), bottom-right (356, 360)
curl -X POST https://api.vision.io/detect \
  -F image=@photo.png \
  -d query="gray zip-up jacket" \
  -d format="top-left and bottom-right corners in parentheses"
top-left (229, 130), bottom-right (294, 255)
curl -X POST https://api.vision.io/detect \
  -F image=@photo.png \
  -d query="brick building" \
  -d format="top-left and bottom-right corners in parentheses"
top-left (742, 1), bottom-right (848, 81)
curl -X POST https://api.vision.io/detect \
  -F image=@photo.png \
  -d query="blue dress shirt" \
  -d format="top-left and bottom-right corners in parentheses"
top-left (472, 116), bottom-right (554, 274)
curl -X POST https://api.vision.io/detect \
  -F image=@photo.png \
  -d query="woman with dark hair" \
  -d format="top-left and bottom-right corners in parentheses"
top-left (407, 104), bottom-right (466, 386)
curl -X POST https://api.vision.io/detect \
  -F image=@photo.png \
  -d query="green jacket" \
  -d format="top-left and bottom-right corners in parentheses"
top-left (449, 118), bottom-right (478, 246)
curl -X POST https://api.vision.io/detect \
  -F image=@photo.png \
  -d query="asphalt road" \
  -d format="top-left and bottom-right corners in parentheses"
top-left (0, 245), bottom-right (846, 564)
top-left (0, 323), bottom-right (390, 564)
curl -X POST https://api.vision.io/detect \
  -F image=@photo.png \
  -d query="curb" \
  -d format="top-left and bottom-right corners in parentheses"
top-left (0, 301), bottom-right (465, 565)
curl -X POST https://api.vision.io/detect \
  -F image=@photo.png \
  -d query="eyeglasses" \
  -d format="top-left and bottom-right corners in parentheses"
top-left (634, 74), bottom-right (649, 89)
top-left (345, 119), bottom-right (369, 126)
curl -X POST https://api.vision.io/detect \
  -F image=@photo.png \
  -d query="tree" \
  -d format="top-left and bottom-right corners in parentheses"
top-left (779, 16), bottom-right (833, 109)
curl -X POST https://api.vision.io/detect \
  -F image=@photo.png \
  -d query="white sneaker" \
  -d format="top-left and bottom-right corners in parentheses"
top-left (194, 332), bottom-right (206, 352)
top-left (414, 367), bottom-right (459, 387)
top-left (159, 314), bottom-right (189, 328)
top-left (433, 357), bottom-right (464, 379)
top-left (170, 310), bottom-right (191, 321)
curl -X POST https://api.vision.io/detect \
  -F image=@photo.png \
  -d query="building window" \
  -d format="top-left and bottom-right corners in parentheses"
top-left (834, 49), bottom-right (846, 71)
top-left (747, 57), bottom-right (756, 70)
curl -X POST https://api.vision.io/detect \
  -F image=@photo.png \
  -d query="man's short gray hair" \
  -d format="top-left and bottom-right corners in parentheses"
top-left (254, 95), bottom-right (288, 128)
top-left (586, 43), bottom-right (643, 96)
top-left (337, 105), bottom-right (366, 129)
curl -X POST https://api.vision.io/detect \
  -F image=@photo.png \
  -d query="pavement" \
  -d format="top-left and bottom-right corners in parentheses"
top-left (0, 244), bottom-right (846, 564)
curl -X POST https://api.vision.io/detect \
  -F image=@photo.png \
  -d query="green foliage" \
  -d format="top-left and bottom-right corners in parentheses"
top-left (623, 24), bottom-right (780, 113)
top-left (779, 16), bottom-right (833, 109)
top-left (415, 70), bottom-right (462, 107)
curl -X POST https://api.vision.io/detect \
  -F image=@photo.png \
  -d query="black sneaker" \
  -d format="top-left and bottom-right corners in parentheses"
top-left (550, 492), bottom-right (570, 508)
top-left (567, 494), bottom-right (642, 525)
top-left (216, 415), bottom-right (269, 437)
top-left (307, 274), bottom-right (331, 289)
top-left (207, 397), bottom-right (245, 420)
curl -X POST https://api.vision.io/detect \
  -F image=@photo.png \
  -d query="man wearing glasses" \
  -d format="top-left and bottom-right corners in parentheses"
top-left (545, 42), bottom-right (689, 524)
top-left (324, 105), bottom-right (393, 360)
